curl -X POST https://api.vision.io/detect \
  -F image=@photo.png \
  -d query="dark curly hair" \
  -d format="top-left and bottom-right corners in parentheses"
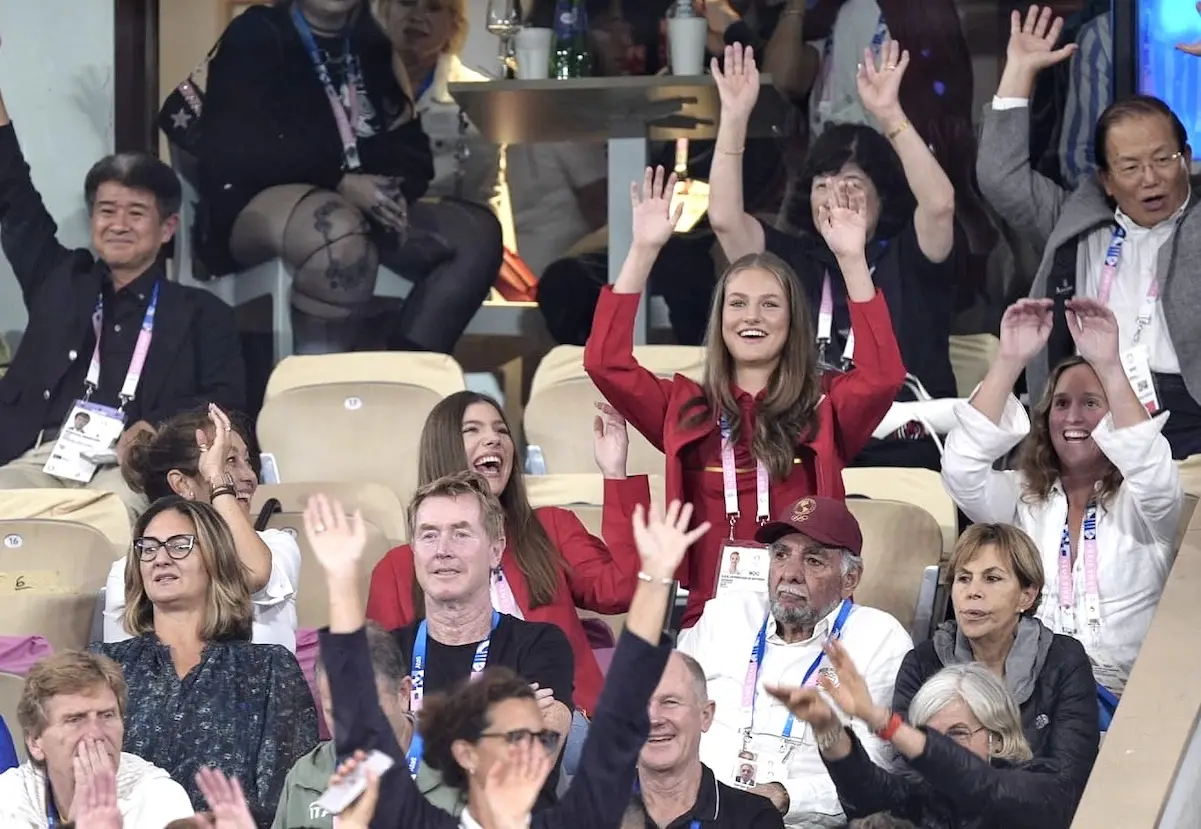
top-left (120, 406), bottom-right (256, 501)
top-left (417, 667), bottom-right (536, 789)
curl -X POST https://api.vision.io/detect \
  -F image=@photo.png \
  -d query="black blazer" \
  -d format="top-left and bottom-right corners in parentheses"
top-left (0, 124), bottom-right (246, 466)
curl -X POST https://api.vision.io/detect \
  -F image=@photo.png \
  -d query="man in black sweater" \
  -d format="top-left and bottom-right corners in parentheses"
top-left (0, 81), bottom-right (244, 514)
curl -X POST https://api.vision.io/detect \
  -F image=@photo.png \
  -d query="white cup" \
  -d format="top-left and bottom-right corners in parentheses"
top-left (668, 17), bottom-right (708, 76)
top-left (515, 27), bottom-right (553, 80)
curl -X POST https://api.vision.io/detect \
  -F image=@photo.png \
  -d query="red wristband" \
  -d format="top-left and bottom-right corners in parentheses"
top-left (876, 712), bottom-right (903, 741)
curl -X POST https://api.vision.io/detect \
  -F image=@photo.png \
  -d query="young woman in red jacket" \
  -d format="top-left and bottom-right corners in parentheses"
top-left (583, 166), bottom-right (905, 629)
top-left (366, 390), bottom-right (648, 718)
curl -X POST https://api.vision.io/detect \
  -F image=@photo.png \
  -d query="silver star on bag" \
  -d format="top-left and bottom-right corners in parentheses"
top-left (171, 109), bottom-right (192, 130)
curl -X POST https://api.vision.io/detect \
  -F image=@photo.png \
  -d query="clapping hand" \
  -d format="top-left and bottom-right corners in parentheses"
top-left (71, 740), bottom-right (122, 829)
top-left (1178, 3), bottom-right (1201, 56)
top-left (196, 404), bottom-right (234, 485)
top-left (816, 181), bottom-right (869, 258)
top-left (712, 44), bottom-right (759, 122)
top-left (631, 500), bottom-right (711, 583)
top-left (631, 166), bottom-right (684, 251)
top-left (998, 298), bottom-right (1053, 367)
top-left (302, 494), bottom-right (367, 581)
top-left (1066, 298), bottom-right (1120, 370)
top-left (194, 768), bottom-right (256, 829)
top-left (478, 740), bottom-right (554, 829)
top-left (1005, 6), bottom-right (1076, 77)
top-left (856, 38), bottom-right (909, 123)
top-left (593, 402), bottom-right (629, 480)
top-left (764, 685), bottom-right (839, 733)
top-left (816, 639), bottom-right (882, 727)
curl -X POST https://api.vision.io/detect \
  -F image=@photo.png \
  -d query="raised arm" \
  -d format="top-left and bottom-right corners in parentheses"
top-left (857, 39), bottom-right (955, 263)
top-left (977, 6), bottom-right (1077, 248)
top-left (707, 45), bottom-right (767, 261)
top-left (583, 167), bottom-right (683, 451)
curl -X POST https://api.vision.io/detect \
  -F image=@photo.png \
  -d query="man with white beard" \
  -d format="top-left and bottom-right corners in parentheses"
top-left (677, 497), bottom-right (913, 828)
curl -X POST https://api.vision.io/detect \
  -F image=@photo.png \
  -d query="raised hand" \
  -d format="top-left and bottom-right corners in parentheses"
top-left (195, 768), bottom-right (257, 829)
top-left (764, 685), bottom-right (839, 732)
top-left (998, 298), bottom-right (1053, 366)
top-left (632, 500), bottom-right (710, 582)
top-left (856, 38), bottom-right (909, 123)
top-left (1178, 2), bottom-right (1201, 56)
top-left (1005, 6), bottom-right (1076, 77)
top-left (302, 494), bottom-right (367, 580)
top-left (196, 403), bottom-right (233, 484)
top-left (478, 740), bottom-right (554, 829)
top-left (593, 401), bottom-right (629, 480)
top-left (816, 181), bottom-right (869, 257)
top-left (817, 639), bottom-right (878, 724)
top-left (72, 740), bottom-right (122, 829)
top-left (1066, 298), bottom-right (1120, 370)
top-left (711, 44), bottom-right (760, 122)
top-left (631, 166), bottom-right (684, 251)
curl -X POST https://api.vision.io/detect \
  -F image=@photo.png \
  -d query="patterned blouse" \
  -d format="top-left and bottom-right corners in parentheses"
top-left (93, 635), bottom-right (318, 828)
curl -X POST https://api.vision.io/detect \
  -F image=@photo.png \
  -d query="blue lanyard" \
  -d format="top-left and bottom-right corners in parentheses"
top-left (290, 4), bottom-right (355, 92)
top-left (290, 4), bottom-right (363, 170)
top-left (405, 610), bottom-right (500, 777)
top-left (46, 779), bottom-right (59, 828)
top-left (415, 70), bottom-right (435, 102)
top-left (749, 599), bottom-right (853, 739)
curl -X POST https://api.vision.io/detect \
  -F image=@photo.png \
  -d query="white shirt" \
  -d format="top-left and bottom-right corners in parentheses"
top-left (677, 593), bottom-right (912, 826)
top-left (941, 395), bottom-right (1182, 695)
top-left (103, 528), bottom-right (302, 652)
top-left (809, 0), bottom-right (888, 139)
top-left (0, 752), bottom-right (194, 827)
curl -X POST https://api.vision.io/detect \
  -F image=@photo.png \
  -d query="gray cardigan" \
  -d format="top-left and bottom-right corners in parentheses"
top-left (976, 103), bottom-right (1201, 402)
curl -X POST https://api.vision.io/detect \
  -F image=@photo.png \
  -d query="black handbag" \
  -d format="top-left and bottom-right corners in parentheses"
top-left (157, 40), bottom-right (221, 157)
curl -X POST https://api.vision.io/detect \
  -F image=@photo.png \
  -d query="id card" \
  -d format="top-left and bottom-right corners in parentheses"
top-left (731, 749), bottom-right (758, 789)
top-left (715, 542), bottom-right (768, 597)
top-left (1120, 344), bottom-right (1161, 415)
top-left (42, 401), bottom-right (126, 483)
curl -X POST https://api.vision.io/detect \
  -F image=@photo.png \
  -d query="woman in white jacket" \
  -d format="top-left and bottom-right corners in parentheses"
top-left (940, 296), bottom-right (1184, 700)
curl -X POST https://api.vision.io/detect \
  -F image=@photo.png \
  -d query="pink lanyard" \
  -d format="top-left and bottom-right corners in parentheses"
top-left (83, 283), bottom-right (160, 412)
top-left (719, 414), bottom-right (770, 538)
top-left (1056, 501), bottom-right (1102, 638)
top-left (817, 273), bottom-right (855, 365)
top-left (291, 4), bottom-right (363, 171)
top-left (1095, 224), bottom-right (1159, 345)
top-left (490, 568), bottom-right (523, 619)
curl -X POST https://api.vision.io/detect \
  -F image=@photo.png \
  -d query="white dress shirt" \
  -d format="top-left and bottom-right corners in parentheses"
top-left (941, 396), bottom-right (1182, 694)
top-left (677, 592), bottom-right (912, 826)
top-left (103, 529), bottom-right (302, 652)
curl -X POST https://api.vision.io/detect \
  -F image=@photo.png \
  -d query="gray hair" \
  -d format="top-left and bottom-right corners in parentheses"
top-left (316, 621), bottom-right (407, 692)
top-left (908, 663), bottom-right (1031, 763)
top-left (767, 541), bottom-right (863, 577)
top-left (672, 651), bottom-right (709, 705)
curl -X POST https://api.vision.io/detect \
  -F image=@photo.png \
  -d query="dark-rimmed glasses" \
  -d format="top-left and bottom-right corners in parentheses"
top-left (134, 534), bottom-right (196, 561)
top-left (478, 728), bottom-right (561, 752)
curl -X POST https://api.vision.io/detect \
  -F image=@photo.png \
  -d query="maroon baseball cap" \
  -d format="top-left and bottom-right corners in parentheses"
top-left (754, 496), bottom-right (863, 556)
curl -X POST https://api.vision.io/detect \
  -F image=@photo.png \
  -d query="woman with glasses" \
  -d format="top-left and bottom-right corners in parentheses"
top-left (767, 640), bottom-right (1071, 829)
top-left (890, 524), bottom-right (1098, 821)
top-left (92, 497), bottom-right (318, 827)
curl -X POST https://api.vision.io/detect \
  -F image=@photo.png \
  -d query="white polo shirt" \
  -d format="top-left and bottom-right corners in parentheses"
top-left (678, 593), bottom-right (912, 826)
top-left (941, 395), bottom-right (1182, 695)
top-left (102, 528), bottom-right (302, 652)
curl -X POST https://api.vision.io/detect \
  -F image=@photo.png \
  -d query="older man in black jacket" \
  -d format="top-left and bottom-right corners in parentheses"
top-left (0, 86), bottom-right (245, 513)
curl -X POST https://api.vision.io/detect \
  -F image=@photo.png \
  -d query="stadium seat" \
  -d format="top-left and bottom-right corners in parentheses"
top-left (948, 334), bottom-right (999, 398)
top-left (842, 467), bottom-right (958, 558)
top-left (0, 490), bottom-right (132, 554)
top-left (251, 482), bottom-right (407, 544)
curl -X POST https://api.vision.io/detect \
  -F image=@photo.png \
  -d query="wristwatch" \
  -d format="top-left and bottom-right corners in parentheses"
top-left (209, 472), bottom-right (236, 498)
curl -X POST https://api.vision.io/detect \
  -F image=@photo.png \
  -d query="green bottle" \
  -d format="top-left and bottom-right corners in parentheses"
top-left (550, 0), bottom-right (593, 79)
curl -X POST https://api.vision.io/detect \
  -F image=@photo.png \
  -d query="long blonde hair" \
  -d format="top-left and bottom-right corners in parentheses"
top-left (680, 252), bottom-right (823, 479)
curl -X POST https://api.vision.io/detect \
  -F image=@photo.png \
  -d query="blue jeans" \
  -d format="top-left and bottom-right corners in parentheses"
top-left (559, 709), bottom-right (591, 791)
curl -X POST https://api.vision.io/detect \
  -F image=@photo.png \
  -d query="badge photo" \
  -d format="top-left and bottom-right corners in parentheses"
top-left (714, 542), bottom-right (769, 597)
top-left (731, 749), bottom-right (758, 789)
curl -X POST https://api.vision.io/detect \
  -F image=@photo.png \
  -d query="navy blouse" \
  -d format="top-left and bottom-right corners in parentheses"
top-left (94, 635), bottom-right (318, 827)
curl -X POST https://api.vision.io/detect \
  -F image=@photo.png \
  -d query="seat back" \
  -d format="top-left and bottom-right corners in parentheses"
top-left (0, 490), bottom-right (131, 554)
top-left (525, 345), bottom-right (704, 475)
top-left (948, 334), bottom-right (999, 398)
top-left (257, 353), bottom-right (467, 504)
top-left (846, 499), bottom-right (944, 634)
top-left (0, 672), bottom-right (25, 762)
top-left (252, 482), bottom-right (407, 545)
top-left (259, 512), bottom-right (393, 630)
top-left (842, 467), bottom-right (957, 559)
top-left (0, 520), bottom-right (117, 652)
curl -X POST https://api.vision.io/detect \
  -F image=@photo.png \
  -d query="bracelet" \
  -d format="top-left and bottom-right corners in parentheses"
top-left (876, 711), bottom-right (903, 741)
top-left (716, 144), bottom-right (745, 155)
top-left (637, 571), bottom-right (674, 586)
top-left (210, 486), bottom-right (237, 501)
top-left (815, 724), bottom-right (843, 753)
top-left (885, 119), bottom-right (911, 141)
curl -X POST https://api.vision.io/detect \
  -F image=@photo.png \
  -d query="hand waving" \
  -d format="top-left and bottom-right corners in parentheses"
top-left (764, 685), bottom-right (839, 732)
top-left (856, 38), bottom-right (909, 122)
top-left (1178, 3), bottom-right (1201, 56)
top-left (72, 741), bottom-right (122, 829)
top-left (998, 298), bottom-right (1053, 366)
top-left (631, 166), bottom-right (683, 251)
top-left (593, 401), bottom-right (629, 479)
top-left (632, 500), bottom-right (710, 582)
top-left (478, 740), bottom-right (554, 829)
top-left (1067, 298), bottom-right (1120, 370)
top-left (302, 494), bottom-right (367, 581)
top-left (1005, 6), bottom-right (1076, 77)
top-left (816, 181), bottom-right (869, 257)
top-left (816, 639), bottom-right (877, 723)
top-left (196, 403), bottom-right (234, 484)
top-left (712, 44), bottom-right (760, 122)
top-left (194, 768), bottom-right (256, 829)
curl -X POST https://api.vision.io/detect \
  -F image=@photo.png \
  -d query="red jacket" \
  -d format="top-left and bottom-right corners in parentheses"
top-left (583, 286), bottom-right (906, 628)
top-left (366, 477), bottom-right (649, 714)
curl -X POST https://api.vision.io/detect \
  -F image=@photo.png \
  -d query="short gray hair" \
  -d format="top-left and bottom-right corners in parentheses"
top-left (672, 651), bottom-right (708, 705)
top-left (908, 663), bottom-right (1031, 763)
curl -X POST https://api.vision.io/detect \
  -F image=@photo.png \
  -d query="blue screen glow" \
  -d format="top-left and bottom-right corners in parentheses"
top-left (1140, 0), bottom-right (1201, 144)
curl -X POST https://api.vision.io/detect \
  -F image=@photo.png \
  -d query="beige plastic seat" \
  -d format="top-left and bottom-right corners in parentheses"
top-left (842, 467), bottom-right (958, 558)
top-left (948, 334), bottom-right (999, 398)
top-left (0, 520), bottom-right (117, 651)
top-left (0, 672), bottom-right (24, 761)
top-left (257, 353), bottom-right (467, 505)
top-left (524, 473), bottom-right (667, 641)
top-left (0, 490), bottom-right (132, 553)
top-left (251, 482), bottom-right (407, 545)
top-left (525, 345), bottom-right (705, 475)
top-left (847, 499), bottom-right (943, 641)
top-left (258, 510), bottom-right (394, 631)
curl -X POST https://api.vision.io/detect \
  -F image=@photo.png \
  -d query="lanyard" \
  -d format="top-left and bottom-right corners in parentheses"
top-left (415, 70), bottom-right (435, 102)
top-left (719, 414), bottom-right (770, 536)
top-left (290, 4), bottom-right (362, 171)
top-left (741, 599), bottom-right (853, 742)
top-left (491, 569), bottom-right (524, 619)
top-left (1095, 224), bottom-right (1159, 346)
top-left (84, 281), bottom-right (160, 411)
top-left (46, 779), bottom-right (59, 829)
top-left (817, 273), bottom-right (855, 365)
top-left (405, 610), bottom-right (500, 777)
top-left (1057, 502), bottom-right (1102, 638)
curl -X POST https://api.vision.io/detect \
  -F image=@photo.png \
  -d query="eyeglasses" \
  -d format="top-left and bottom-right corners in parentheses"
top-left (945, 724), bottom-right (988, 745)
top-left (133, 534), bottom-right (196, 561)
top-left (477, 728), bottom-right (562, 753)
top-left (1112, 151), bottom-right (1184, 181)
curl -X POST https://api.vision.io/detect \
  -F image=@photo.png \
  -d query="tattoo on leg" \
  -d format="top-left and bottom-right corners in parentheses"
top-left (312, 199), bottom-right (373, 293)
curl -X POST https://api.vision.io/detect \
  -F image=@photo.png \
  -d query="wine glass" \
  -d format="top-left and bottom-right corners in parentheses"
top-left (486, 0), bottom-right (523, 78)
